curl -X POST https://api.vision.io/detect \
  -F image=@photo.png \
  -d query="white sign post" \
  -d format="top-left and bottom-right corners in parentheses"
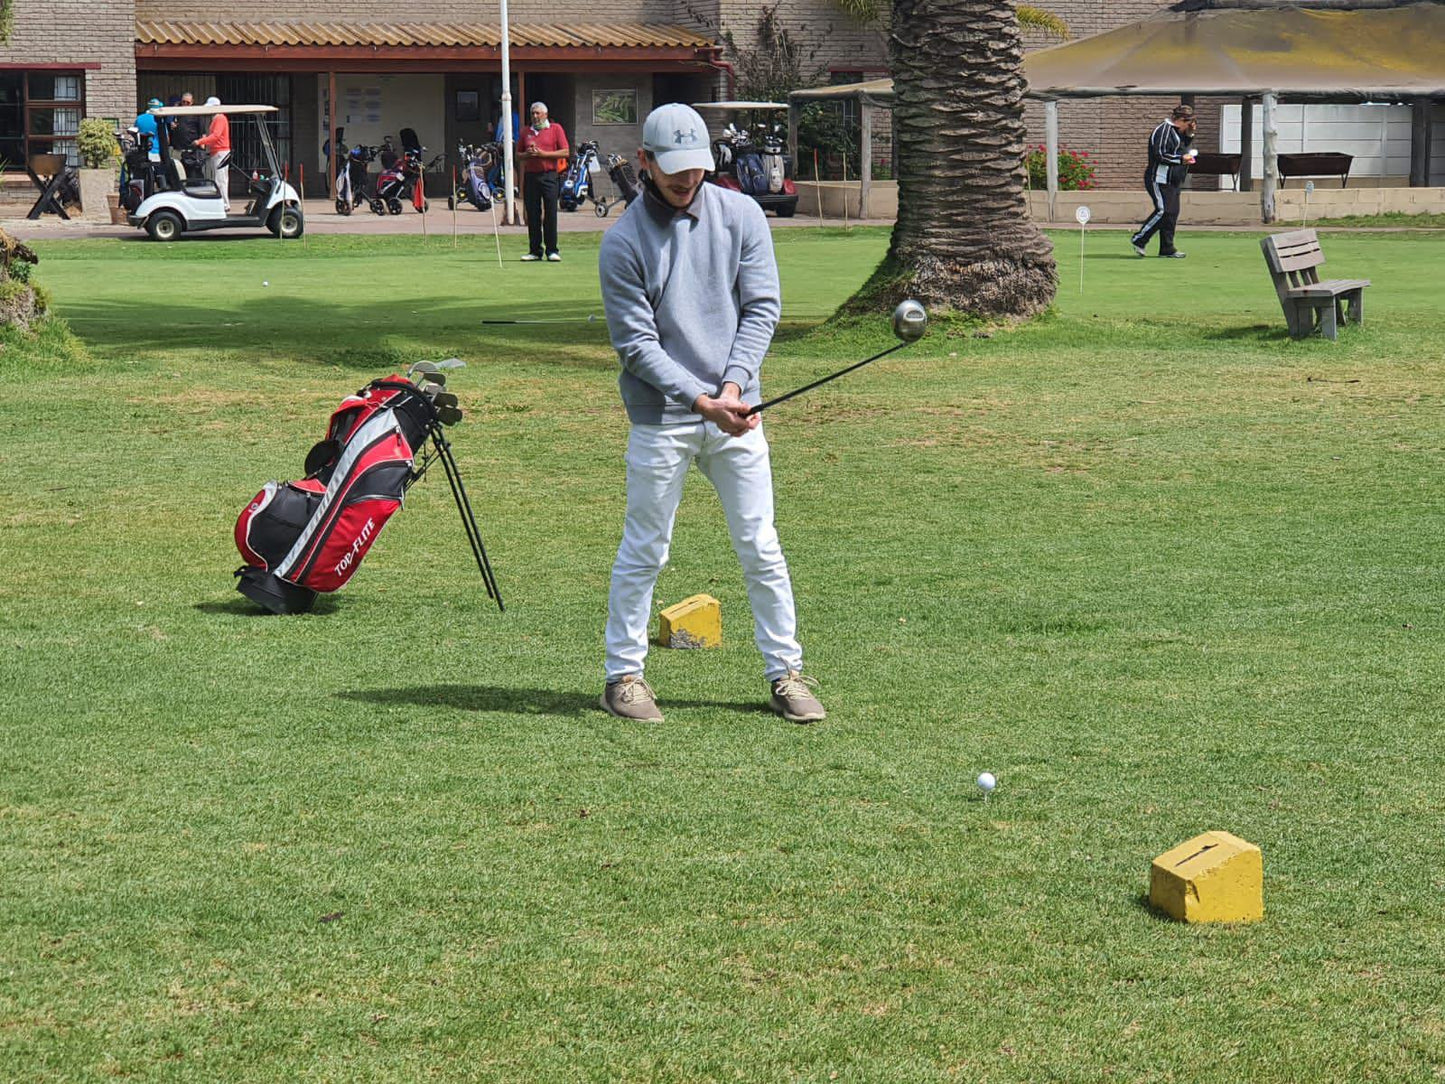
top-left (1075, 204), bottom-right (1091, 293)
top-left (1302, 179), bottom-right (1315, 227)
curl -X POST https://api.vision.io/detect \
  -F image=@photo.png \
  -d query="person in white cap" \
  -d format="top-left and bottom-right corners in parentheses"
top-left (596, 102), bottom-right (825, 726)
top-left (193, 96), bottom-right (232, 211)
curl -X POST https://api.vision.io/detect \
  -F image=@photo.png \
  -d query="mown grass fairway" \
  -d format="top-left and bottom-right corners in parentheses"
top-left (2, 227), bottom-right (1442, 1082)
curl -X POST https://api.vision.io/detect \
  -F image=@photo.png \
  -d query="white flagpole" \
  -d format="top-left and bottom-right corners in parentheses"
top-left (501, 0), bottom-right (515, 225)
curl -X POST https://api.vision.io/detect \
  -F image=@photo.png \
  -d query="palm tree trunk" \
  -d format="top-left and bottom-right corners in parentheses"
top-left (878, 0), bottom-right (1056, 318)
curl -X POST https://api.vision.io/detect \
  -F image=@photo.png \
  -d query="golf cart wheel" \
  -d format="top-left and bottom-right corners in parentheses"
top-left (417, 199), bottom-right (430, 214)
top-left (271, 206), bottom-right (305, 239)
top-left (595, 201), bottom-right (609, 218)
top-left (447, 196), bottom-right (456, 210)
top-left (335, 199), bottom-right (351, 216)
top-left (369, 199), bottom-right (386, 216)
top-left (145, 210), bottom-right (183, 242)
top-left (775, 204), bottom-right (797, 218)
top-left (387, 198), bottom-right (403, 215)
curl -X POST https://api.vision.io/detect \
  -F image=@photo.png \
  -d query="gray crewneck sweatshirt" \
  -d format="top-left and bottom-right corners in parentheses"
top-left (598, 182), bottom-right (781, 424)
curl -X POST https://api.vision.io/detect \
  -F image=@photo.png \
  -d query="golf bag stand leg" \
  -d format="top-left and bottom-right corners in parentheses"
top-left (430, 427), bottom-right (504, 611)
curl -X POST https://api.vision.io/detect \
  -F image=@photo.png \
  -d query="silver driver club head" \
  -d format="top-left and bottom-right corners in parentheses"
top-left (892, 299), bottom-right (928, 343)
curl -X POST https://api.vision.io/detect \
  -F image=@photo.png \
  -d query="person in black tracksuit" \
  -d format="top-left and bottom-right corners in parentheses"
top-left (1131, 104), bottom-right (1197, 259)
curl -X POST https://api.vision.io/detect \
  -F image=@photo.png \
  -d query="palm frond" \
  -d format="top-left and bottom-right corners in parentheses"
top-left (831, 0), bottom-right (886, 23)
top-left (1019, 5), bottom-right (1070, 40)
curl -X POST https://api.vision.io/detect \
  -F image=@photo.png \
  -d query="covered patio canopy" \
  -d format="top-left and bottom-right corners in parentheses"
top-left (786, 1), bottom-right (1445, 217)
top-left (1026, 0), bottom-right (1445, 99)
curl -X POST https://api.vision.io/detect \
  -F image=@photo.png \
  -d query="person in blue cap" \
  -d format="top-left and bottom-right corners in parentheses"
top-left (135, 98), bottom-right (164, 162)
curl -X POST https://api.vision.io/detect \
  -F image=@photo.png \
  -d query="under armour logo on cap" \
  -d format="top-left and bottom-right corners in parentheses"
top-left (643, 104), bottom-right (715, 174)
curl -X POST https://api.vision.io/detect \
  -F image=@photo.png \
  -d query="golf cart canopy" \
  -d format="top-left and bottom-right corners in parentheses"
top-left (691, 101), bottom-right (789, 110)
top-left (1024, 0), bottom-right (1445, 99)
top-left (152, 105), bottom-right (281, 117)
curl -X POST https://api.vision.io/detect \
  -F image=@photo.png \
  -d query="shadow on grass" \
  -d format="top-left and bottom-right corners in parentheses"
top-left (337, 684), bottom-right (773, 718)
top-left (1131, 893), bottom-right (1183, 923)
top-left (1200, 323), bottom-right (1288, 342)
top-left (194, 596), bottom-right (342, 617)
top-left (55, 293), bottom-right (612, 365)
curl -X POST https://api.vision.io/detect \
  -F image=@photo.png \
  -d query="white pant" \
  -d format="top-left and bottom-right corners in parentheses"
top-left (605, 421), bottom-right (803, 682)
top-left (208, 152), bottom-right (231, 210)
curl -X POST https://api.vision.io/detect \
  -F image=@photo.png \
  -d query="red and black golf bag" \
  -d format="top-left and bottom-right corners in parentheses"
top-left (234, 372), bottom-right (502, 614)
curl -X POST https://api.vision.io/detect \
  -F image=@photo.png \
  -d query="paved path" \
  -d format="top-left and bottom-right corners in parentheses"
top-left (4, 199), bottom-right (894, 241)
top-left (6, 202), bottom-right (1432, 242)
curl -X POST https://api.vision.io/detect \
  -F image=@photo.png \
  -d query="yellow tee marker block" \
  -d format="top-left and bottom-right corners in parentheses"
top-left (1150, 831), bottom-right (1263, 924)
top-left (658, 594), bottom-right (721, 649)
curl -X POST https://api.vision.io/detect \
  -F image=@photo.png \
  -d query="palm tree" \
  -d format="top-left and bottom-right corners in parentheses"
top-left (855, 0), bottom-right (1059, 319)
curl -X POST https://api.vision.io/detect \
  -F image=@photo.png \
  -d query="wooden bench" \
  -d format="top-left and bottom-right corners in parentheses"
top-left (1260, 229), bottom-right (1370, 340)
top-left (1277, 152), bottom-right (1353, 188)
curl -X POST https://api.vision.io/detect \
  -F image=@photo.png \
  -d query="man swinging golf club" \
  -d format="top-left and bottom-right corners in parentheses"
top-left (597, 103), bottom-right (825, 725)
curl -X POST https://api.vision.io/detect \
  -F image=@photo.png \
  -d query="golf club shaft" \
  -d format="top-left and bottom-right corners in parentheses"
top-left (746, 341), bottom-right (908, 416)
top-left (480, 316), bottom-right (599, 325)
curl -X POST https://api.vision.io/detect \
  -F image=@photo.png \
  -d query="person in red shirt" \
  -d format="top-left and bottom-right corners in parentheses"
top-left (193, 96), bottom-right (233, 211)
top-left (517, 101), bottom-right (569, 261)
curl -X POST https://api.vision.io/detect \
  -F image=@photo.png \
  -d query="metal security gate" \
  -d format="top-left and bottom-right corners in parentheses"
top-left (219, 75), bottom-right (293, 178)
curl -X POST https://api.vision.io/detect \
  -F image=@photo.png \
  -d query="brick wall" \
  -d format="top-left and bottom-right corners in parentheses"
top-left (0, 0), bottom-right (135, 122)
top-left (714, 0), bottom-right (887, 87)
top-left (571, 73), bottom-right (655, 163)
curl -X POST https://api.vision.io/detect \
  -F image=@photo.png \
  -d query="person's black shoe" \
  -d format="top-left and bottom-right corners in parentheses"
top-left (1160, 251), bottom-right (1187, 259)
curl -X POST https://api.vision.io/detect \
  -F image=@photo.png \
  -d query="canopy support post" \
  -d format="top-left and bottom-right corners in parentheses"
top-left (787, 100), bottom-right (799, 173)
top-left (1238, 96), bottom-right (1253, 193)
top-left (1410, 99), bottom-right (1433, 187)
top-left (327, 71), bottom-right (336, 203)
top-left (1045, 99), bottom-right (1059, 224)
top-left (1261, 92), bottom-right (1278, 224)
top-left (860, 102), bottom-right (873, 219)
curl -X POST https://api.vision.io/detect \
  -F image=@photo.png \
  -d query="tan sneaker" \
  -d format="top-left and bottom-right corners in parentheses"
top-left (600, 675), bottom-right (664, 722)
top-left (770, 671), bottom-right (826, 723)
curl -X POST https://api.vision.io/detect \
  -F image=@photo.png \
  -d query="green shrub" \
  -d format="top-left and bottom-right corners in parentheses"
top-left (1025, 145), bottom-right (1096, 191)
top-left (77, 118), bottom-right (121, 169)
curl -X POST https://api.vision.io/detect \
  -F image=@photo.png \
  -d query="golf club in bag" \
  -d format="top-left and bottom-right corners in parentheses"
top-left (234, 361), bottom-right (502, 614)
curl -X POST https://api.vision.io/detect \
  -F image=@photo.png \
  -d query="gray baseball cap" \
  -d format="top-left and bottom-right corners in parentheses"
top-left (642, 103), bottom-right (714, 174)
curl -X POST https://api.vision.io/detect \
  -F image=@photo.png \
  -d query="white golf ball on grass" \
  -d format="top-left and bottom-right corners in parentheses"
top-left (977, 771), bottom-right (997, 794)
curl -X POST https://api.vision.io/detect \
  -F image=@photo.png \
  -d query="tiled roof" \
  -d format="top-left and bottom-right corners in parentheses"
top-left (136, 19), bottom-right (714, 50)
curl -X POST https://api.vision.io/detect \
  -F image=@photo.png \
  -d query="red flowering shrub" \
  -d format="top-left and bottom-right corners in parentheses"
top-left (1024, 145), bottom-right (1097, 191)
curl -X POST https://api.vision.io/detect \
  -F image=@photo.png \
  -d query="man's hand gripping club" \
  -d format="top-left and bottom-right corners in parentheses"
top-left (692, 382), bottom-right (759, 437)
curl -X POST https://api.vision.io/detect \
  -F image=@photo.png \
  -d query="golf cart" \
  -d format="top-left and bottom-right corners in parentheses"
top-left (692, 101), bottom-right (798, 218)
top-left (129, 105), bottom-right (303, 241)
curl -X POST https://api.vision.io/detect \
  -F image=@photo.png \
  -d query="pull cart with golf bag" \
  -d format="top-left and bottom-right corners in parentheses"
top-left (335, 143), bottom-right (383, 216)
top-left (234, 361), bottom-right (503, 615)
top-left (375, 127), bottom-right (441, 214)
top-left (128, 104), bottom-right (303, 241)
top-left (449, 141), bottom-right (500, 211)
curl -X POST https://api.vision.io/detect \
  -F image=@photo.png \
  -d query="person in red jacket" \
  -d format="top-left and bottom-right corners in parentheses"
top-left (517, 101), bottom-right (569, 261)
top-left (193, 96), bottom-right (233, 211)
